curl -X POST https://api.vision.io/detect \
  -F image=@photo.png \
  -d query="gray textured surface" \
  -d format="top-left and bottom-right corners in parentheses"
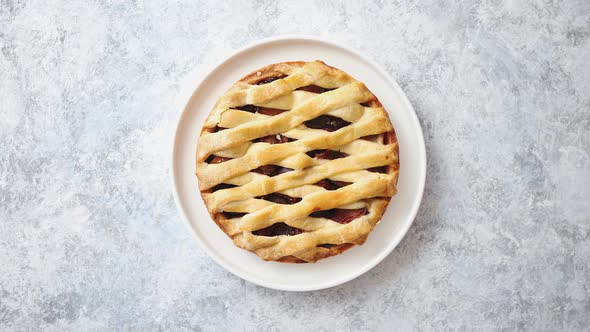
top-left (1, 0), bottom-right (589, 331)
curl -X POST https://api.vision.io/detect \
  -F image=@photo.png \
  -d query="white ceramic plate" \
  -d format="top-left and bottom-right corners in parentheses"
top-left (171, 36), bottom-right (426, 291)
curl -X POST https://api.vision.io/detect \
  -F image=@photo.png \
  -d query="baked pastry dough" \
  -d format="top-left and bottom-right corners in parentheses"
top-left (196, 61), bottom-right (399, 263)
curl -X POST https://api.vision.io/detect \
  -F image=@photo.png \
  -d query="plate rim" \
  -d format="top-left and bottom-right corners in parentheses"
top-left (170, 35), bottom-right (427, 291)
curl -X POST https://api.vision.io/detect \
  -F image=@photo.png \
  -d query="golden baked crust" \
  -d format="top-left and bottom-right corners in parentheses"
top-left (196, 61), bottom-right (399, 263)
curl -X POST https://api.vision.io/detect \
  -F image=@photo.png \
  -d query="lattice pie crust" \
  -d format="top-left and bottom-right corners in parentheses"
top-left (196, 61), bottom-right (399, 263)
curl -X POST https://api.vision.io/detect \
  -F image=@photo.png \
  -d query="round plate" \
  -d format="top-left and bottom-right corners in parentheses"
top-left (171, 36), bottom-right (426, 291)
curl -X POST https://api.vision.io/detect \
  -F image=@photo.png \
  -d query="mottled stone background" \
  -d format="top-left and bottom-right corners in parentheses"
top-left (1, 0), bottom-right (589, 331)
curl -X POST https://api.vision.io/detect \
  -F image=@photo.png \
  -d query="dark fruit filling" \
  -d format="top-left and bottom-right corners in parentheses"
top-left (306, 149), bottom-right (348, 159)
top-left (296, 85), bottom-right (333, 94)
top-left (221, 211), bottom-right (247, 219)
top-left (235, 104), bottom-right (258, 113)
top-left (205, 155), bottom-right (232, 164)
top-left (253, 222), bottom-right (303, 236)
top-left (252, 165), bottom-right (293, 177)
top-left (256, 75), bottom-right (287, 85)
top-left (304, 115), bottom-right (350, 132)
top-left (253, 134), bottom-right (295, 144)
top-left (368, 166), bottom-right (388, 173)
top-left (235, 104), bottom-right (286, 116)
top-left (314, 179), bottom-right (352, 190)
top-left (258, 193), bottom-right (302, 205)
top-left (209, 183), bottom-right (237, 193)
top-left (310, 208), bottom-right (368, 224)
top-left (258, 107), bottom-right (287, 116)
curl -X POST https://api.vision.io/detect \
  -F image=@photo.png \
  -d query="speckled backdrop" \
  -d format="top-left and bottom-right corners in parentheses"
top-left (1, 0), bottom-right (589, 331)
